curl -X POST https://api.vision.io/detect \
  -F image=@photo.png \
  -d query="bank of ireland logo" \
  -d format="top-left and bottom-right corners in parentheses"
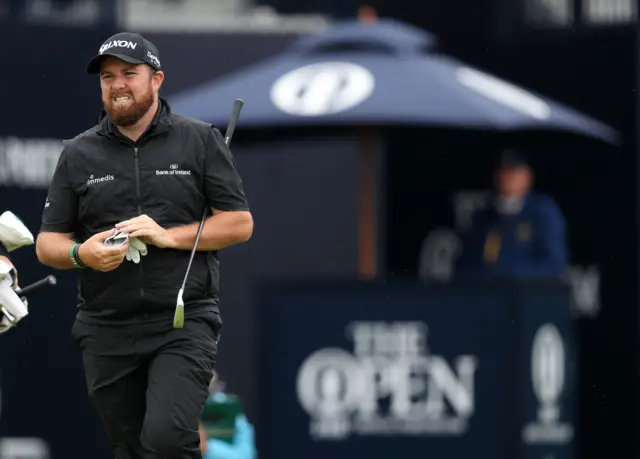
top-left (296, 321), bottom-right (479, 440)
top-left (156, 164), bottom-right (191, 176)
top-left (522, 323), bottom-right (574, 444)
top-left (270, 62), bottom-right (375, 116)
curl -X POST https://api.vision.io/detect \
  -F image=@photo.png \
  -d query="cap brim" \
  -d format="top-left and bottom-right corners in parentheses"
top-left (497, 162), bottom-right (530, 170)
top-left (86, 52), bottom-right (147, 74)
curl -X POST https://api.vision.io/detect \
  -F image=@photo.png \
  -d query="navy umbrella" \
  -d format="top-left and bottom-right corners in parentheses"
top-left (168, 19), bottom-right (618, 144)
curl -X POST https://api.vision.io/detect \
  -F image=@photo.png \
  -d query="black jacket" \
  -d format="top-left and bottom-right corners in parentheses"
top-left (40, 98), bottom-right (249, 324)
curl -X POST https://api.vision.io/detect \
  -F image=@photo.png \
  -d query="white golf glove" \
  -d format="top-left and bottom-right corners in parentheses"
top-left (104, 229), bottom-right (147, 264)
top-left (126, 237), bottom-right (148, 264)
top-left (0, 259), bottom-right (28, 334)
top-left (0, 211), bottom-right (34, 252)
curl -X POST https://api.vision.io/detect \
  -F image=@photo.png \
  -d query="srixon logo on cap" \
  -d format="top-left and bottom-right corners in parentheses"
top-left (99, 40), bottom-right (138, 54)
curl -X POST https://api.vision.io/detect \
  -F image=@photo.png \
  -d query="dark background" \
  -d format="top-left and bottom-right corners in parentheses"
top-left (0, 1), bottom-right (635, 459)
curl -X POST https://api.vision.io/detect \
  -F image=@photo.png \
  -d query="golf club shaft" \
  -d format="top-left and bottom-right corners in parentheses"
top-left (179, 99), bottom-right (244, 291)
top-left (15, 275), bottom-right (57, 296)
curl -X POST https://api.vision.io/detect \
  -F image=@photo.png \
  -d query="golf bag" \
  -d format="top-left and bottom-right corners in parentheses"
top-left (0, 211), bottom-right (34, 333)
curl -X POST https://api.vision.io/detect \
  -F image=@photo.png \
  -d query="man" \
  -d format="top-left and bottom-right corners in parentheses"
top-left (454, 150), bottom-right (568, 279)
top-left (198, 376), bottom-right (256, 459)
top-left (35, 32), bottom-right (253, 458)
top-left (199, 415), bottom-right (256, 459)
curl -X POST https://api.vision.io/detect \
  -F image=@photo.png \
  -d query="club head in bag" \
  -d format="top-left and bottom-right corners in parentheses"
top-left (0, 210), bottom-right (35, 252)
top-left (0, 271), bottom-right (28, 327)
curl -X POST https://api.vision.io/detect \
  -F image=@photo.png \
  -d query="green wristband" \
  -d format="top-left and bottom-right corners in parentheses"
top-left (70, 243), bottom-right (87, 269)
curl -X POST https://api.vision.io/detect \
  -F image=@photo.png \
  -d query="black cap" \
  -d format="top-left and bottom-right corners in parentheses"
top-left (87, 32), bottom-right (161, 74)
top-left (496, 149), bottom-right (529, 170)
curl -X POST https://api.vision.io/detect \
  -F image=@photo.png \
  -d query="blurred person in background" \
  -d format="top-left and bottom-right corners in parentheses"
top-left (199, 414), bottom-right (256, 459)
top-left (454, 150), bottom-right (569, 279)
top-left (198, 376), bottom-right (257, 459)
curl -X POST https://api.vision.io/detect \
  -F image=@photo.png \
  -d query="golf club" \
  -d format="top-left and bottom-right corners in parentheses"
top-left (0, 274), bottom-right (57, 329)
top-left (173, 98), bottom-right (244, 329)
top-left (15, 274), bottom-right (57, 297)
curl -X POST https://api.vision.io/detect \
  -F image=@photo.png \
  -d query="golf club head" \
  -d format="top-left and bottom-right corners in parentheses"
top-left (0, 274), bottom-right (28, 326)
top-left (173, 288), bottom-right (185, 329)
top-left (0, 211), bottom-right (34, 252)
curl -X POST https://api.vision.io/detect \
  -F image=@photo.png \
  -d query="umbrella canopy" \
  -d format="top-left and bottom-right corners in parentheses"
top-left (168, 19), bottom-right (619, 144)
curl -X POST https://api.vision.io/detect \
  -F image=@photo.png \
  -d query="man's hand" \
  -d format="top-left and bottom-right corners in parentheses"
top-left (116, 215), bottom-right (176, 249)
top-left (0, 256), bottom-right (17, 288)
top-left (78, 230), bottom-right (129, 272)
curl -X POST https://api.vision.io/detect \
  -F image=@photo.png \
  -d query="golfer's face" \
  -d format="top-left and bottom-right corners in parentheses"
top-left (99, 58), bottom-right (152, 110)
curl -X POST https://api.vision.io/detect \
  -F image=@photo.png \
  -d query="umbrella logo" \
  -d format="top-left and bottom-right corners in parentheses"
top-left (270, 62), bottom-right (375, 116)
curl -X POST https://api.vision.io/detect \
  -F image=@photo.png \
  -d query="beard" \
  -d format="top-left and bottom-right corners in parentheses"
top-left (103, 86), bottom-right (155, 127)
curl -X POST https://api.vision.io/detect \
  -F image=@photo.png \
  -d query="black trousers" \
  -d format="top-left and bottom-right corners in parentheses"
top-left (72, 311), bottom-right (221, 459)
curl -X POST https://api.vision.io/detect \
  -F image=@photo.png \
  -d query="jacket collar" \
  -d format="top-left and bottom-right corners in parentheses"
top-left (98, 96), bottom-right (173, 139)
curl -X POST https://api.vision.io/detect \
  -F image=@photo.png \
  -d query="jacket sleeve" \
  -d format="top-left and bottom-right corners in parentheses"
top-left (39, 145), bottom-right (78, 233)
top-left (203, 127), bottom-right (250, 212)
top-left (512, 200), bottom-right (569, 278)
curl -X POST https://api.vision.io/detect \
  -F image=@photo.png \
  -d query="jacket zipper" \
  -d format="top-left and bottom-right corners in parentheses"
top-left (133, 147), bottom-right (145, 300)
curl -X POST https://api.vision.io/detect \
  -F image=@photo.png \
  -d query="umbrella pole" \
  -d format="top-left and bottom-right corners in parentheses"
top-left (358, 128), bottom-right (379, 280)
